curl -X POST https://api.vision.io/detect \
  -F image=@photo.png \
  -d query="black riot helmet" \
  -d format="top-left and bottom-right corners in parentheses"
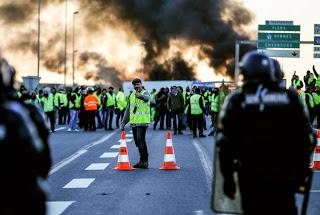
top-left (239, 51), bottom-right (275, 84)
top-left (270, 58), bottom-right (283, 82)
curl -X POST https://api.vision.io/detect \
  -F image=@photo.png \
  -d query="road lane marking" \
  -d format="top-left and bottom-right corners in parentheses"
top-left (118, 138), bottom-right (133, 143)
top-left (46, 201), bottom-right (75, 215)
top-left (63, 178), bottom-right (95, 188)
top-left (85, 163), bottom-right (110, 170)
top-left (49, 131), bottom-right (117, 175)
top-left (111, 145), bottom-right (120, 149)
top-left (100, 152), bottom-right (118, 158)
top-left (54, 127), bottom-right (66, 131)
top-left (126, 134), bottom-right (133, 137)
top-left (192, 140), bottom-right (213, 190)
top-left (49, 150), bottom-right (88, 175)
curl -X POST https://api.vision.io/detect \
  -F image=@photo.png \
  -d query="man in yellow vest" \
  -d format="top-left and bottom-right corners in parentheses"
top-left (190, 87), bottom-right (206, 138)
top-left (105, 87), bottom-right (116, 130)
top-left (115, 87), bottom-right (127, 128)
top-left (121, 78), bottom-right (150, 168)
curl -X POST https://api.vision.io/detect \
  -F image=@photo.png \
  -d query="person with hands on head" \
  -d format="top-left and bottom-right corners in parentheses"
top-left (121, 78), bottom-right (151, 169)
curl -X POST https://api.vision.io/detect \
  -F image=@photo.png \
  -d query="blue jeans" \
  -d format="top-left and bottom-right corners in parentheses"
top-left (68, 109), bottom-right (79, 130)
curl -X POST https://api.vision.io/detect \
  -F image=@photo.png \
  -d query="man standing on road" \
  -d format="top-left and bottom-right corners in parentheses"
top-left (121, 78), bottom-right (150, 168)
top-left (167, 86), bottom-right (184, 135)
top-left (190, 87), bottom-right (206, 138)
top-left (214, 51), bottom-right (315, 214)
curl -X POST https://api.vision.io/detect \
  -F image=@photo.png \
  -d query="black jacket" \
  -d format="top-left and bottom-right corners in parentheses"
top-left (216, 83), bottom-right (315, 213)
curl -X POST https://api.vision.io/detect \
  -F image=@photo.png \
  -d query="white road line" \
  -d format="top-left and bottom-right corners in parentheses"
top-left (192, 140), bottom-right (213, 190)
top-left (49, 131), bottom-right (117, 175)
top-left (100, 152), bottom-right (119, 158)
top-left (129, 130), bottom-right (133, 133)
top-left (63, 178), bottom-right (95, 188)
top-left (49, 150), bottom-right (88, 175)
top-left (126, 134), bottom-right (133, 137)
top-left (111, 145), bottom-right (120, 149)
top-left (118, 138), bottom-right (133, 143)
top-left (85, 163), bottom-right (110, 170)
top-left (46, 201), bottom-right (75, 215)
top-left (54, 127), bottom-right (66, 131)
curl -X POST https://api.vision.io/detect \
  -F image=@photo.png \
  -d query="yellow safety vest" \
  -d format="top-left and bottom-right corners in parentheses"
top-left (129, 90), bottom-right (151, 124)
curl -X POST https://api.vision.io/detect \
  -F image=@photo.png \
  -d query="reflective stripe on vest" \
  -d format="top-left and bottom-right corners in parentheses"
top-left (42, 94), bottom-right (54, 112)
top-left (129, 90), bottom-right (151, 124)
top-left (312, 92), bottom-right (320, 105)
top-left (116, 91), bottom-right (127, 110)
top-left (306, 93), bottom-right (315, 108)
top-left (190, 94), bottom-right (203, 115)
top-left (211, 94), bottom-right (219, 112)
top-left (106, 93), bottom-right (116, 107)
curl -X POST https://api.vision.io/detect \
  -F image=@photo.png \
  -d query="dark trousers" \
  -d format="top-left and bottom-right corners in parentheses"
top-left (58, 106), bottom-right (68, 124)
top-left (45, 111), bottom-right (55, 132)
top-left (171, 110), bottom-right (183, 132)
top-left (105, 107), bottom-right (114, 129)
top-left (78, 110), bottom-right (85, 129)
top-left (84, 111), bottom-right (96, 131)
top-left (192, 114), bottom-right (204, 136)
top-left (154, 109), bottom-right (164, 129)
top-left (211, 111), bottom-right (218, 127)
top-left (132, 126), bottom-right (148, 161)
top-left (116, 109), bottom-right (125, 127)
top-left (165, 110), bottom-right (171, 129)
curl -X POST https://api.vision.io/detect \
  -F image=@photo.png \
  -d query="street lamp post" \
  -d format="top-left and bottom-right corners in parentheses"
top-left (72, 11), bottom-right (79, 87)
top-left (64, 0), bottom-right (68, 86)
top-left (37, 0), bottom-right (41, 78)
top-left (140, 41), bottom-right (146, 80)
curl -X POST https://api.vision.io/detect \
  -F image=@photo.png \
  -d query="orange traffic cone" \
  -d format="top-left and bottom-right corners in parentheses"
top-left (310, 130), bottom-right (320, 169)
top-left (160, 131), bottom-right (180, 170)
top-left (114, 131), bottom-right (134, 170)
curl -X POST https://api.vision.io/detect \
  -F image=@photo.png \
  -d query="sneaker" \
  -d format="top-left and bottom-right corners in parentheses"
top-left (178, 131), bottom-right (183, 135)
top-left (199, 134), bottom-right (206, 138)
top-left (74, 129), bottom-right (80, 132)
top-left (67, 128), bottom-right (72, 132)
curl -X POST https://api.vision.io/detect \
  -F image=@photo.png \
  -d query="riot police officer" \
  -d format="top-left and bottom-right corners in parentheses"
top-left (214, 51), bottom-right (315, 215)
top-left (0, 58), bottom-right (49, 214)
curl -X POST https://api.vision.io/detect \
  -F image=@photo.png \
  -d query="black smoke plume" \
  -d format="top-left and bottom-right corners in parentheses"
top-left (78, 0), bottom-right (254, 79)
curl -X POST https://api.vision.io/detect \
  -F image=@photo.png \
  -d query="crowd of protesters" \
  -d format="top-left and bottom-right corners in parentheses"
top-left (16, 83), bottom-right (229, 137)
top-left (291, 65), bottom-right (320, 128)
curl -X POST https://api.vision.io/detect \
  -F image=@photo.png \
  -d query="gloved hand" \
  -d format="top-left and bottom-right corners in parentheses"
top-left (223, 179), bottom-right (236, 199)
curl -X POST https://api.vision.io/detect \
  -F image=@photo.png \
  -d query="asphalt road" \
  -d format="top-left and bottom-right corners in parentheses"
top-left (46, 123), bottom-right (320, 215)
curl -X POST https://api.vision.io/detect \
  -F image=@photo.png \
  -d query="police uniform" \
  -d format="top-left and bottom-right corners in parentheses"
top-left (215, 51), bottom-right (315, 214)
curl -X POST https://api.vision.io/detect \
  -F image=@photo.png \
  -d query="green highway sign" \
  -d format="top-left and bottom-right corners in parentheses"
top-left (258, 49), bottom-right (300, 58)
top-left (258, 41), bottom-right (300, 49)
top-left (258, 33), bottom-right (300, 41)
top-left (314, 37), bottom-right (320, 45)
top-left (258, 25), bottom-right (300, 32)
top-left (315, 24), bottom-right (320, 35)
top-left (314, 53), bottom-right (320, 58)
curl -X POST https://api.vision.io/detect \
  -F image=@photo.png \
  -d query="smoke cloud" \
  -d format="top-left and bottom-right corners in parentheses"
top-left (0, 0), bottom-right (254, 85)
